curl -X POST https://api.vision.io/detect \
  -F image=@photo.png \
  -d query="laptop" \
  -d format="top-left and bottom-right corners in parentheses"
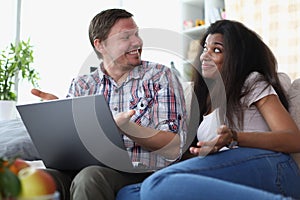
top-left (16, 94), bottom-right (136, 172)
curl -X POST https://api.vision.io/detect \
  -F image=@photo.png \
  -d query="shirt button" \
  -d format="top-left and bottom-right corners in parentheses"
top-left (113, 107), bottom-right (118, 111)
top-left (115, 89), bottom-right (119, 93)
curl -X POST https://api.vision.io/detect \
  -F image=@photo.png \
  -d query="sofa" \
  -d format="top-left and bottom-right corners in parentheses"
top-left (0, 72), bottom-right (299, 200)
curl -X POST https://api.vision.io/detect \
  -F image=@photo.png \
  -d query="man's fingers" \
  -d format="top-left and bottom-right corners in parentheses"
top-left (31, 88), bottom-right (58, 100)
top-left (31, 88), bottom-right (41, 97)
top-left (127, 110), bottom-right (135, 118)
top-left (114, 110), bottom-right (136, 128)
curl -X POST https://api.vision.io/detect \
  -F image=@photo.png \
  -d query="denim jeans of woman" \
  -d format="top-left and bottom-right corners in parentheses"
top-left (116, 147), bottom-right (300, 200)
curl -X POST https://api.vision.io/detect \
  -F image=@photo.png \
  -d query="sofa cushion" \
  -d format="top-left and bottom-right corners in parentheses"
top-left (288, 78), bottom-right (300, 129)
top-left (288, 78), bottom-right (300, 168)
top-left (0, 118), bottom-right (40, 160)
top-left (278, 72), bottom-right (292, 94)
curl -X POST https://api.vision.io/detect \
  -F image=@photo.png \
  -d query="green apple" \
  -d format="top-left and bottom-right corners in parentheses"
top-left (18, 167), bottom-right (56, 197)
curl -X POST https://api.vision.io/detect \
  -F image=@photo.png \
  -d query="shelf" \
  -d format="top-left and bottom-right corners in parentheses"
top-left (180, 0), bottom-right (224, 79)
top-left (182, 25), bottom-right (208, 39)
top-left (182, 0), bottom-right (204, 7)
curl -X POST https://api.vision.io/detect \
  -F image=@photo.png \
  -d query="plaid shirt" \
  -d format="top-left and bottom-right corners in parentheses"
top-left (67, 60), bottom-right (187, 169)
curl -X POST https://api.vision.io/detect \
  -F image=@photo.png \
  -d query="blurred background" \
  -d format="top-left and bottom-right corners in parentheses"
top-left (1, 0), bottom-right (300, 104)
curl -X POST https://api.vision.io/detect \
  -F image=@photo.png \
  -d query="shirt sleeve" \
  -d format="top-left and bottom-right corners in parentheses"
top-left (242, 72), bottom-right (277, 107)
top-left (66, 78), bottom-right (77, 98)
top-left (152, 67), bottom-right (188, 161)
top-left (66, 71), bottom-right (101, 98)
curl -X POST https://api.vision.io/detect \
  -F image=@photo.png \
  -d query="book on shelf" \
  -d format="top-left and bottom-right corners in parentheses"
top-left (208, 7), bottom-right (223, 24)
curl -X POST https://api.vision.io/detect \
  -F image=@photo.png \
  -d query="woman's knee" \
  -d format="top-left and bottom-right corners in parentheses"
top-left (116, 183), bottom-right (141, 200)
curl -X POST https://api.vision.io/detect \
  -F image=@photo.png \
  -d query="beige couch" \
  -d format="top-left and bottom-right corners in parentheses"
top-left (283, 73), bottom-right (300, 168)
top-left (277, 72), bottom-right (300, 129)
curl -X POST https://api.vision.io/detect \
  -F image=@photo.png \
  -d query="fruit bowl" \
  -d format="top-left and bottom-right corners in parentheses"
top-left (0, 157), bottom-right (57, 200)
top-left (17, 191), bottom-right (60, 200)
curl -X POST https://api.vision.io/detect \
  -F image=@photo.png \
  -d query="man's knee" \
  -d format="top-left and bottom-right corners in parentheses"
top-left (72, 165), bottom-right (112, 185)
top-left (70, 166), bottom-right (117, 200)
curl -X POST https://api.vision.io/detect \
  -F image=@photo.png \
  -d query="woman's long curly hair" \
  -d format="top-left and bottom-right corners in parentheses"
top-left (192, 20), bottom-right (288, 130)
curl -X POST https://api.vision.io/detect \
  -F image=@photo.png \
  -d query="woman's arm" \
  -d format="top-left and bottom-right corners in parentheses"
top-left (190, 94), bottom-right (300, 155)
top-left (237, 94), bottom-right (300, 153)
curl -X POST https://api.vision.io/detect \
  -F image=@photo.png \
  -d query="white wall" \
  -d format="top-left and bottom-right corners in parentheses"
top-left (122, 0), bottom-right (183, 69)
top-left (19, 0), bottom-right (120, 103)
top-left (17, 0), bottom-right (183, 104)
top-left (0, 0), bottom-right (16, 50)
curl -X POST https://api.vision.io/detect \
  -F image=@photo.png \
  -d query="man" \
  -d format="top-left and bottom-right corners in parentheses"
top-left (32, 8), bottom-right (187, 200)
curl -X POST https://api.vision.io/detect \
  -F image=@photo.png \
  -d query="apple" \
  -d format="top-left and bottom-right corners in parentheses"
top-left (18, 167), bottom-right (57, 197)
top-left (9, 158), bottom-right (30, 175)
top-left (0, 158), bottom-right (30, 175)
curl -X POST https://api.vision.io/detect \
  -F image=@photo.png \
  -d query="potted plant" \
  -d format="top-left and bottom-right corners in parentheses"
top-left (0, 39), bottom-right (39, 120)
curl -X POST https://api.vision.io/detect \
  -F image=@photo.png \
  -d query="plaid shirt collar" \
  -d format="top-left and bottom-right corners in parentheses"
top-left (97, 61), bottom-right (146, 83)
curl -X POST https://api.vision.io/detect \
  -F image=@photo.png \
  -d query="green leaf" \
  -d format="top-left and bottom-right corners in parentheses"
top-left (0, 168), bottom-right (21, 198)
top-left (0, 38), bottom-right (40, 100)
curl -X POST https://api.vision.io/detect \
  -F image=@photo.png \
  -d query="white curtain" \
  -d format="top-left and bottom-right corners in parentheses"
top-left (0, 1), bottom-right (16, 49)
top-left (225, 0), bottom-right (300, 80)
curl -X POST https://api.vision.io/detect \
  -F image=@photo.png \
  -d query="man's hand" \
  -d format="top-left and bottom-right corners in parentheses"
top-left (114, 110), bottom-right (180, 159)
top-left (114, 110), bottom-right (135, 131)
top-left (31, 89), bottom-right (59, 100)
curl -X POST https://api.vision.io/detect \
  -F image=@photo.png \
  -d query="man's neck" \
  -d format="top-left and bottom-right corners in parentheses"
top-left (102, 62), bottom-right (132, 85)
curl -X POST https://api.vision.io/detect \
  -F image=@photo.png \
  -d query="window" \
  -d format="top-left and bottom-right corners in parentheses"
top-left (0, 1), bottom-right (16, 50)
top-left (226, 0), bottom-right (300, 80)
top-left (17, 0), bottom-right (182, 103)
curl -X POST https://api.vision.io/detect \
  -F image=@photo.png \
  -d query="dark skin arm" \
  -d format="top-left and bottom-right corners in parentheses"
top-left (190, 95), bottom-right (300, 156)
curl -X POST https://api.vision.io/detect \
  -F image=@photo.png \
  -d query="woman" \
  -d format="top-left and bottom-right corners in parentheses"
top-left (116, 19), bottom-right (300, 199)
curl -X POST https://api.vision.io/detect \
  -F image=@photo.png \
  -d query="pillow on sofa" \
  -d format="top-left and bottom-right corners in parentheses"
top-left (0, 118), bottom-right (41, 160)
top-left (288, 78), bottom-right (300, 168)
top-left (278, 72), bottom-right (292, 94)
top-left (288, 78), bottom-right (300, 129)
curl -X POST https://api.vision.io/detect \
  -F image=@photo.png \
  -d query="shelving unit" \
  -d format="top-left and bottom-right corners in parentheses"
top-left (180, 0), bottom-right (225, 80)
top-left (181, 0), bottom-right (225, 38)
top-left (182, 25), bottom-right (208, 40)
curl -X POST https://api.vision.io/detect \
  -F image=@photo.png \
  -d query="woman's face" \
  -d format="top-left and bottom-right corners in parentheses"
top-left (200, 33), bottom-right (224, 79)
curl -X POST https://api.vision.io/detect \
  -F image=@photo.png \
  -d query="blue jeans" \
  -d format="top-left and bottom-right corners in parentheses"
top-left (116, 147), bottom-right (300, 200)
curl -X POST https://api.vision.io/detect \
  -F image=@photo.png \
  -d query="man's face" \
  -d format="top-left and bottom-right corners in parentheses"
top-left (100, 17), bottom-right (143, 68)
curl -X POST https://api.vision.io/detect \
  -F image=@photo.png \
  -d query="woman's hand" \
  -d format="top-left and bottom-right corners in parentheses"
top-left (189, 125), bottom-right (235, 156)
